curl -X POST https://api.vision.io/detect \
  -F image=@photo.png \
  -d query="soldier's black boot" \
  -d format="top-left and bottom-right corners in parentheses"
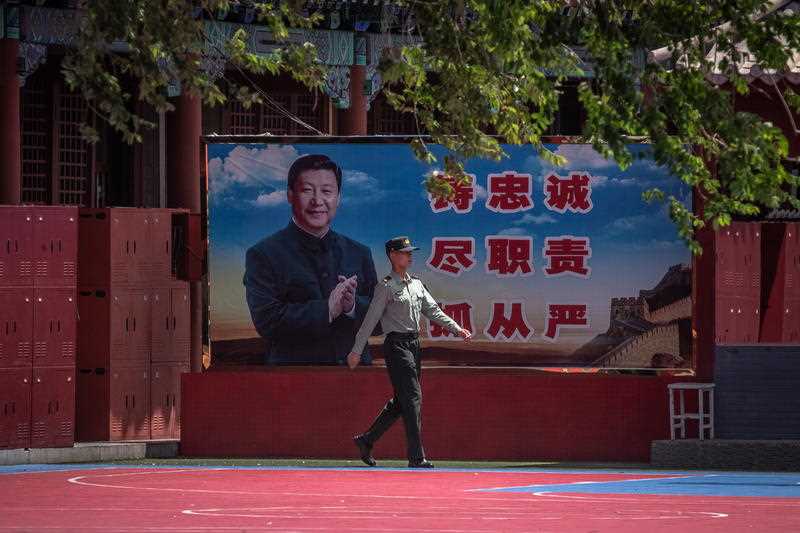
top-left (353, 435), bottom-right (376, 467)
top-left (408, 459), bottom-right (434, 468)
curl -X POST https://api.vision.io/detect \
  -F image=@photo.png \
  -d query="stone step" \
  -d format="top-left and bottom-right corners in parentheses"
top-left (652, 439), bottom-right (800, 470)
top-left (0, 440), bottom-right (179, 465)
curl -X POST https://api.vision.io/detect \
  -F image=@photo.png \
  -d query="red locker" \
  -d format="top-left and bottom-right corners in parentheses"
top-left (171, 285), bottom-right (190, 362)
top-left (0, 206), bottom-right (34, 287)
top-left (143, 210), bottom-right (174, 282)
top-left (33, 288), bottom-right (76, 367)
top-left (129, 290), bottom-right (151, 363)
top-left (76, 364), bottom-right (150, 441)
top-left (78, 208), bottom-right (141, 286)
top-left (173, 212), bottom-right (203, 281)
top-left (76, 367), bottom-right (106, 442)
top-left (715, 296), bottom-right (760, 344)
top-left (30, 367), bottom-right (75, 448)
top-left (77, 288), bottom-right (149, 367)
top-left (715, 222), bottom-right (761, 299)
top-left (0, 368), bottom-right (31, 449)
top-left (0, 288), bottom-right (33, 368)
top-left (151, 284), bottom-right (190, 363)
top-left (31, 207), bottom-right (78, 287)
top-left (150, 288), bottom-right (171, 362)
top-left (110, 365), bottom-right (150, 441)
top-left (150, 363), bottom-right (188, 439)
top-left (78, 289), bottom-right (120, 368)
top-left (786, 223), bottom-right (800, 301)
top-left (784, 298), bottom-right (800, 342)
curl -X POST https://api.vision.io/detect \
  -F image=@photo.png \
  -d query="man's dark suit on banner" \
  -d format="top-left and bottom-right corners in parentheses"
top-left (243, 154), bottom-right (378, 365)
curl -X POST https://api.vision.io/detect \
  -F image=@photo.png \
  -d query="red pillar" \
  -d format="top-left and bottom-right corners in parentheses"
top-left (0, 38), bottom-right (21, 204)
top-left (167, 92), bottom-right (203, 373)
top-left (691, 176), bottom-right (716, 380)
top-left (340, 65), bottom-right (367, 135)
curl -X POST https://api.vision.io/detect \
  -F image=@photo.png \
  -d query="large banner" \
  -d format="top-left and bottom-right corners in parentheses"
top-left (206, 140), bottom-right (692, 368)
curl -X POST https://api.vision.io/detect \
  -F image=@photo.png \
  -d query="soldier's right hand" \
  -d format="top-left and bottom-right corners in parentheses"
top-left (347, 351), bottom-right (361, 369)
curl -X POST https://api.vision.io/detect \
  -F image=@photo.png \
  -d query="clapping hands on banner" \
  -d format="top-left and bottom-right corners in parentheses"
top-left (328, 274), bottom-right (358, 323)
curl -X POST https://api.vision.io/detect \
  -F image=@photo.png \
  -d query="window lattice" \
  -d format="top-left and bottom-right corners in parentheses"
top-left (21, 80), bottom-right (50, 204)
top-left (261, 94), bottom-right (291, 135)
top-left (372, 99), bottom-right (417, 135)
top-left (57, 91), bottom-right (89, 206)
top-left (227, 100), bottom-right (258, 135)
top-left (292, 93), bottom-right (322, 134)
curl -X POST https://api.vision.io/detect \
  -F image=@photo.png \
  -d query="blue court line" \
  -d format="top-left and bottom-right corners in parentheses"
top-left (480, 473), bottom-right (800, 498)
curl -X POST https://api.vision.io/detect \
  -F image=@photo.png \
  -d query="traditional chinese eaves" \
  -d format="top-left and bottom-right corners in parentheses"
top-left (649, 0), bottom-right (800, 85)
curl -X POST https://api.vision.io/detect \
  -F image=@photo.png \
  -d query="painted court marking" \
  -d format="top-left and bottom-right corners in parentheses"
top-left (2, 465), bottom-right (800, 531)
top-left (476, 472), bottom-right (800, 498)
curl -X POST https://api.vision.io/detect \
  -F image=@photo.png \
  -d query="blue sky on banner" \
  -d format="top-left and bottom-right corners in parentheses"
top-left (206, 142), bottom-right (690, 339)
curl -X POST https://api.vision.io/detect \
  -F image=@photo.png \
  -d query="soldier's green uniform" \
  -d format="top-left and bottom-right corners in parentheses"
top-left (351, 237), bottom-right (461, 467)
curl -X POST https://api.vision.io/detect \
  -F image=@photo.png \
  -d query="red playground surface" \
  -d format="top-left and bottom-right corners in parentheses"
top-left (1, 465), bottom-right (800, 532)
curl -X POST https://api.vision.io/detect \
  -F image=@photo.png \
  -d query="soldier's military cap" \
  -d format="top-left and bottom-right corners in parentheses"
top-left (385, 236), bottom-right (420, 254)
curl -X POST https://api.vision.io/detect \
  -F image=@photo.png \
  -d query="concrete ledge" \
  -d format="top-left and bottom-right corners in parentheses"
top-left (652, 439), bottom-right (800, 470)
top-left (0, 441), bottom-right (179, 465)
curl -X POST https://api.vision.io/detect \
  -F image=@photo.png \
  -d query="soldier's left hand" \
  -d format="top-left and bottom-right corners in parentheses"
top-left (458, 328), bottom-right (472, 341)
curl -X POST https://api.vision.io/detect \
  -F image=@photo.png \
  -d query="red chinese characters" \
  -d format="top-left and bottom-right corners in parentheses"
top-left (484, 301), bottom-right (534, 341)
top-left (427, 238), bottom-right (476, 277)
top-left (543, 236), bottom-right (592, 277)
top-left (543, 303), bottom-right (589, 341)
top-left (486, 172), bottom-right (533, 213)
top-left (428, 173), bottom-right (477, 214)
top-left (485, 236), bottom-right (534, 276)
top-left (544, 172), bottom-right (593, 213)
top-left (427, 302), bottom-right (475, 340)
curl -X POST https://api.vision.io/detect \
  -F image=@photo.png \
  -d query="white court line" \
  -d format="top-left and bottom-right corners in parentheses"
top-left (64, 469), bottom-right (581, 502)
top-left (62, 469), bottom-right (800, 510)
top-left (181, 507), bottom-right (729, 521)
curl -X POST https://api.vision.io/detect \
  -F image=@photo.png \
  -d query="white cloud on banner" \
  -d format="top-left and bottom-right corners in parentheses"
top-left (209, 145), bottom-right (301, 195)
top-left (603, 204), bottom-right (671, 236)
top-left (341, 170), bottom-right (387, 205)
top-left (208, 146), bottom-right (387, 207)
top-left (512, 213), bottom-right (558, 226)
top-left (251, 190), bottom-right (287, 207)
top-left (550, 144), bottom-right (619, 171)
top-left (498, 227), bottom-right (528, 236)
